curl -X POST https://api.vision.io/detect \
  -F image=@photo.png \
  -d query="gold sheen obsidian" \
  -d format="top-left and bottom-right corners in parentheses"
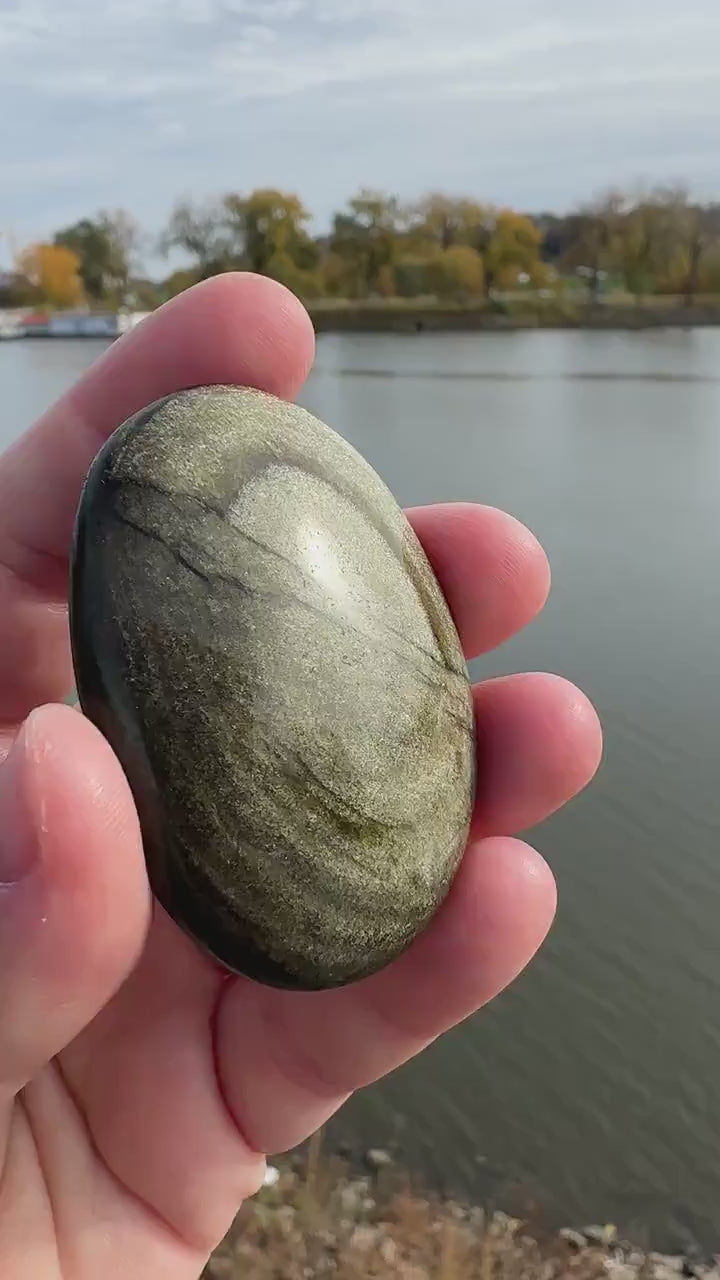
top-left (69, 386), bottom-right (475, 990)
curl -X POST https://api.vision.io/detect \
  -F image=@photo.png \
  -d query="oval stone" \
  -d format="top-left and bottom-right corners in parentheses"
top-left (70, 385), bottom-right (475, 990)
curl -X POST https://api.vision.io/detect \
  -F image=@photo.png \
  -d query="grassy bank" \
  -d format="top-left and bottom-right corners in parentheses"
top-left (204, 1138), bottom-right (720, 1279)
top-left (308, 297), bottom-right (720, 333)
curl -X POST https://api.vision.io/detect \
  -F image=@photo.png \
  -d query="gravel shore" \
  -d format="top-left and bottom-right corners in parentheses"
top-left (203, 1144), bottom-right (720, 1280)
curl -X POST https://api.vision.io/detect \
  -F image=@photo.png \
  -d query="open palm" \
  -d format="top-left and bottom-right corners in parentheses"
top-left (0, 275), bottom-right (602, 1279)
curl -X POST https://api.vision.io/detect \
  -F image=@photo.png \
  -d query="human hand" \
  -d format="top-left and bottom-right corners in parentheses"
top-left (0, 275), bottom-right (602, 1279)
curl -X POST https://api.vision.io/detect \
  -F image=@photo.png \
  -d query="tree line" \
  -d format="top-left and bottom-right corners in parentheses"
top-left (3, 185), bottom-right (720, 311)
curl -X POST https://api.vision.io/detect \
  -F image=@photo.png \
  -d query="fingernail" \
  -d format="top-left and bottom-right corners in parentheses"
top-left (0, 718), bottom-right (38, 884)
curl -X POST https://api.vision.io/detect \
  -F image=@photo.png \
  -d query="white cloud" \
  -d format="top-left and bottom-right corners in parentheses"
top-left (0, 0), bottom-right (718, 264)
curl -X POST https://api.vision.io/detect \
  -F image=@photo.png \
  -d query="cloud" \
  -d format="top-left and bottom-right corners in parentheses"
top-left (0, 0), bottom-right (718, 264)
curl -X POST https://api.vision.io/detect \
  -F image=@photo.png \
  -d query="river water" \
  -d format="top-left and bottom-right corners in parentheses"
top-left (2, 330), bottom-right (720, 1250)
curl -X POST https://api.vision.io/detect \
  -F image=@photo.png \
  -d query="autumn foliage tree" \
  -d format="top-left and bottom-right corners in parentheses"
top-left (615, 190), bottom-right (683, 299)
top-left (405, 197), bottom-right (543, 296)
top-left (476, 210), bottom-right (544, 293)
top-left (226, 190), bottom-right (316, 272)
top-left (630, 188), bottom-right (717, 304)
top-left (555, 187), bottom-right (720, 303)
top-left (54, 210), bottom-right (141, 303)
top-left (16, 243), bottom-right (85, 308)
top-left (412, 194), bottom-right (485, 252)
top-left (161, 189), bottom-right (319, 293)
top-left (328, 190), bottom-right (405, 297)
top-left (430, 246), bottom-right (485, 299)
top-left (14, 181), bottom-right (719, 310)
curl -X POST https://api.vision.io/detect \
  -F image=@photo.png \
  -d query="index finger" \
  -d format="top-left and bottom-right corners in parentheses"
top-left (0, 273), bottom-right (315, 592)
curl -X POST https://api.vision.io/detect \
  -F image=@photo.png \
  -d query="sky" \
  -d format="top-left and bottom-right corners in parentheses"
top-left (1, 0), bottom-right (719, 271)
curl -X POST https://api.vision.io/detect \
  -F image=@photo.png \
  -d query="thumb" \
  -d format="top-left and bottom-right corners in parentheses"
top-left (0, 704), bottom-right (150, 1096)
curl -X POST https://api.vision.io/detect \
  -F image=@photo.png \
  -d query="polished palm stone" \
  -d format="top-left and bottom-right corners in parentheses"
top-left (69, 385), bottom-right (475, 990)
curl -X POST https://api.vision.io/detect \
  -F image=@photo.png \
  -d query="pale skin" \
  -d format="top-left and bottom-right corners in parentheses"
top-left (0, 274), bottom-right (603, 1279)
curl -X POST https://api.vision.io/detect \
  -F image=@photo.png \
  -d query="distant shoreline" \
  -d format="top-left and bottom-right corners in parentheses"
top-left (4, 301), bottom-right (720, 342)
top-left (307, 301), bottom-right (720, 333)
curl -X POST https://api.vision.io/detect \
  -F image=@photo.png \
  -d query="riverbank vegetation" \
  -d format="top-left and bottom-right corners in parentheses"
top-left (2, 185), bottom-right (720, 315)
top-left (204, 1135), bottom-right (720, 1279)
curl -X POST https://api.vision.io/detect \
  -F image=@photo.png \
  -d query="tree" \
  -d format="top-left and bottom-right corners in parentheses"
top-left (652, 192), bottom-right (720, 303)
top-left (161, 190), bottom-right (317, 284)
top-left (124, 277), bottom-right (162, 310)
top-left (411, 194), bottom-right (486, 252)
top-left (431, 245), bottom-right (485, 299)
top-left (41, 183), bottom-right (720, 310)
top-left (617, 189), bottom-right (682, 299)
top-left (0, 271), bottom-right (41, 308)
top-left (330, 191), bottom-right (403, 296)
top-left (318, 249), bottom-right (357, 298)
top-left (260, 251), bottom-right (323, 299)
top-left (16, 243), bottom-right (85, 308)
top-left (680, 206), bottom-right (709, 304)
top-left (99, 208), bottom-right (142, 298)
top-left (697, 244), bottom-right (720, 295)
top-left (561, 192), bottom-right (627, 300)
top-left (534, 212), bottom-right (582, 265)
top-left (408, 197), bottom-right (543, 297)
top-left (54, 210), bottom-right (141, 303)
top-left (160, 199), bottom-right (237, 278)
top-left (158, 267), bottom-right (204, 302)
top-left (476, 210), bottom-right (543, 295)
top-left (393, 255), bottom-right (434, 298)
top-left (54, 220), bottom-right (106, 300)
top-left (223, 189), bottom-right (317, 276)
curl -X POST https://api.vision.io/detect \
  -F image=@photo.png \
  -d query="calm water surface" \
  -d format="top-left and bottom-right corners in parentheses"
top-left (3, 330), bottom-right (720, 1249)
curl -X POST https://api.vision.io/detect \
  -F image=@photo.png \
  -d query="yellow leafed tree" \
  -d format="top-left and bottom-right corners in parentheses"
top-left (433, 245), bottom-right (485, 297)
top-left (16, 243), bottom-right (85, 308)
top-left (482, 210), bottom-right (543, 294)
